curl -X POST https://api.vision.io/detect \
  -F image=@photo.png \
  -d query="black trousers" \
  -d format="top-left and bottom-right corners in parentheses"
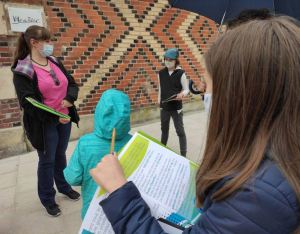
top-left (160, 109), bottom-right (187, 157)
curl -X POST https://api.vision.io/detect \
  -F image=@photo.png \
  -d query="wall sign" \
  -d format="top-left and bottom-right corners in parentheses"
top-left (8, 7), bottom-right (43, 32)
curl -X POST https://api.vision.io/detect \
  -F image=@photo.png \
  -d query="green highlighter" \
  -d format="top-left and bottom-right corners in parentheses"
top-left (25, 97), bottom-right (71, 119)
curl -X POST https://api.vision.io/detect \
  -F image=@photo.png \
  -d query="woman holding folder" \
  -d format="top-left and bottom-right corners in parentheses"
top-left (90, 17), bottom-right (300, 233)
top-left (12, 26), bottom-right (80, 217)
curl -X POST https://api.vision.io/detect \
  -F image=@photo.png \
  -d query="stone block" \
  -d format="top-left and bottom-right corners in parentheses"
top-left (0, 67), bottom-right (15, 99)
top-left (0, 126), bottom-right (27, 159)
top-left (0, 3), bottom-right (8, 35)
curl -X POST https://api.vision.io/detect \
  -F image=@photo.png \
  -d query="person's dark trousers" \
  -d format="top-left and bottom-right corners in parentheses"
top-left (160, 109), bottom-right (187, 157)
top-left (37, 121), bottom-right (72, 207)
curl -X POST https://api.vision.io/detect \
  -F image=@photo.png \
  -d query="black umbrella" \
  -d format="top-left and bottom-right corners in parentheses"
top-left (168, 0), bottom-right (300, 25)
top-left (168, 0), bottom-right (300, 95)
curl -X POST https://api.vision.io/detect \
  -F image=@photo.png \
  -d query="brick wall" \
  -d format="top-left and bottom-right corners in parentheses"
top-left (0, 0), bottom-right (218, 128)
top-left (0, 36), bottom-right (11, 66)
top-left (0, 99), bottom-right (21, 128)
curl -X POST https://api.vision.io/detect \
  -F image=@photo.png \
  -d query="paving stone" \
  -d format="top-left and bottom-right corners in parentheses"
top-left (63, 211), bottom-right (82, 234)
top-left (17, 161), bottom-right (38, 178)
top-left (15, 190), bottom-right (43, 216)
top-left (0, 206), bottom-right (14, 234)
top-left (19, 151), bottom-right (38, 165)
top-left (0, 159), bottom-right (18, 175)
top-left (0, 171), bottom-right (17, 189)
top-left (16, 174), bottom-right (37, 194)
top-left (0, 186), bottom-right (15, 210)
top-left (12, 209), bottom-right (65, 234)
top-left (0, 156), bottom-right (18, 164)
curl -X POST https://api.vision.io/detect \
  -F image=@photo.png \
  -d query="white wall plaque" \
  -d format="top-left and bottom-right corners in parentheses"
top-left (8, 7), bottom-right (43, 32)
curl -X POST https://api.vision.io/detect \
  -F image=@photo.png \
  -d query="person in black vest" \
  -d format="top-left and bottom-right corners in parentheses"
top-left (158, 48), bottom-right (189, 157)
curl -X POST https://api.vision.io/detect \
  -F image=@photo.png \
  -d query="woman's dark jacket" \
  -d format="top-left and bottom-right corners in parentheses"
top-left (101, 160), bottom-right (300, 234)
top-left (11, 55), bottom-right (79, 152)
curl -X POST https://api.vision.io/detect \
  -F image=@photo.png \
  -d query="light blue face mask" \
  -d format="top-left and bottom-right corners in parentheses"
top-left (39, 44), bottom-right (53, 57)
top-left (204, 93), bottom-right (212, 115)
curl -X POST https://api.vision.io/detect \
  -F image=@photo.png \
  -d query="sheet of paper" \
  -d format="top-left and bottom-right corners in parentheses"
top-left (79, 132), bottom-right (200, 234)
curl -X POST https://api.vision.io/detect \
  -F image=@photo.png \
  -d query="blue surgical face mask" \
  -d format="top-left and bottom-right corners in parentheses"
top-left (39, 44), bottom-right (53, 57)
top-left (165, 60), bottom-right (175, 69)
top-left (204, 93), bottom-right (212, 115)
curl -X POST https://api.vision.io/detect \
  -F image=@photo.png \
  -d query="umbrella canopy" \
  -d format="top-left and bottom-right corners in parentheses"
top-left (168, 0), bottom-right (300, 25)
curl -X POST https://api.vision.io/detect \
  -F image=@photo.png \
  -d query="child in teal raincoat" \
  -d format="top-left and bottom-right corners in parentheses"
top-left (63, 89), bottom-right (132, 219)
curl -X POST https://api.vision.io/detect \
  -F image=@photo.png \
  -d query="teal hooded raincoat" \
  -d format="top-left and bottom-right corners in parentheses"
top-left (64, 89), bottom-right (132, 219)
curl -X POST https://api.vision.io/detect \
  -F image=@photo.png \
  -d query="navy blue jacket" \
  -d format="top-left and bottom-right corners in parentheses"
top-left (100, 160), bottom-right (299, 234)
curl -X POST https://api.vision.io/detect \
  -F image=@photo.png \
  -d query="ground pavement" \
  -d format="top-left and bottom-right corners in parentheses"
top-left (0, 110), bottom-right (208, 234)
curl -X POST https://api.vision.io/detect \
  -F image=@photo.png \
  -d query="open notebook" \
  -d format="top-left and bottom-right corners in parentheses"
top-left (25, 97), bottom-right (71, 119)
top-left (79, 131), bottom-right (201, 234)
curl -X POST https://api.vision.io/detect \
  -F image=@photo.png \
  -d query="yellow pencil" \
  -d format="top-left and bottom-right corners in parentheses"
top-left (110, 128), bottom-right (116, 154)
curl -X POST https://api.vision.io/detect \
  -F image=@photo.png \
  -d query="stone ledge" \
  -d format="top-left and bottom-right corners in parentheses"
top-left (0, 100), bottom-right (203, 158)
top-left (0, 126), bottom-right (27, 158)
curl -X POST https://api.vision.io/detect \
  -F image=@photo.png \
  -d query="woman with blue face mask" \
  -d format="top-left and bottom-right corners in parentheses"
top-left (11, 25), bottom-right (80, 217)
top-left (158, 48), bottom-right (189, 157)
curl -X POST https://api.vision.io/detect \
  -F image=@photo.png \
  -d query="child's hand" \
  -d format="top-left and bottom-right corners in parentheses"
top-left (90, 153), bottom-right (127, 194)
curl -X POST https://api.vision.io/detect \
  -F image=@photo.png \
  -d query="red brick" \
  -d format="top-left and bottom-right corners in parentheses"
top-left (0, 47), bottom-right (9, 53)
top-left (0, 123), bottom-right (12, 129)
top-left (75, 70), bottom-right (89, 74)
top-left (9, 103), bottom-right (19, 108)
top-left (76, 4), bottom-right (93, 10)
top-left (77, 111), bottom-right (91, 115)
top-left (0, 109), bottom-right (14, 114)
top-left (69, 18), bottom-right (84, 24)
top-left (68, 51), bottom-right (84, 56)
top-left (2, 117), bottom-right (20, 124)
top-left (48, 22), bottom-right (64, 28)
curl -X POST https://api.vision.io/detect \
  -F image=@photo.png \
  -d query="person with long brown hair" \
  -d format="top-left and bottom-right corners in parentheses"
top-left (87, 15), bottom-right (300, 233)
top-left (11, 26), bottom-right (80, 217)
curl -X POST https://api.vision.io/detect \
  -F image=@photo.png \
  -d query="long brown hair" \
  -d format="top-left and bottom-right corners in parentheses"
top-left (13, 25), bottom-right (50, 66)
top-left (196, 16), bottom-right (300, 214)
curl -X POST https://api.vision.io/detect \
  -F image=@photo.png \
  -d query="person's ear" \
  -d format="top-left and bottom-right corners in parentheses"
top-left (30, 39), bottom-right (37, 47)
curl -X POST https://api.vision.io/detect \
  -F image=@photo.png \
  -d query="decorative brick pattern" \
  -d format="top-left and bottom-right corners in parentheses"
top-left (0, 99), bottom-right (21, 129)
top-left (0, 0), bottom-right (218, 128)
top-left (44, 0), bottom-right (218, 114)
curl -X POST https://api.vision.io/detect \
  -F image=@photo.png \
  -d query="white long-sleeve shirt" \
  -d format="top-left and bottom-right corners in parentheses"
top-left (158, 66), bottom-right (189, 113)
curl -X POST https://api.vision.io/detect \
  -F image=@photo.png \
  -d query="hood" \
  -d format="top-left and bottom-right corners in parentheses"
top-left (94, 89), bottom-right (131, 140)
top-left (12, 55), bottom-right (59, 79)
